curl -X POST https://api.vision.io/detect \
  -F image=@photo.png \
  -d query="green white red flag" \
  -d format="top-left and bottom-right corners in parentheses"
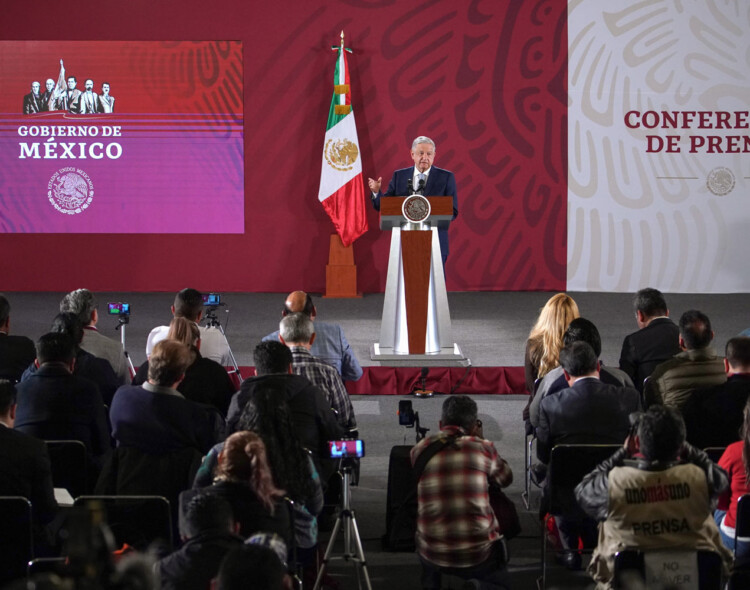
top-left (317, 37), bottom-right (368, 247)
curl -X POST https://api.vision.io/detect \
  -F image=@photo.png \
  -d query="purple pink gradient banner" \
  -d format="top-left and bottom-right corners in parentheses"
top-left (0, 41), bottom-right (243, 234)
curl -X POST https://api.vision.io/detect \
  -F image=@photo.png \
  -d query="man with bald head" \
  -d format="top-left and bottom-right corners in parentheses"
top-left (262, 291), bottom-right (362, 382)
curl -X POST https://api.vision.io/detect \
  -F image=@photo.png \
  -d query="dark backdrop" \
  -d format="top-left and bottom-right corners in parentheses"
top-left (0, 0), bottom-right (567, 293)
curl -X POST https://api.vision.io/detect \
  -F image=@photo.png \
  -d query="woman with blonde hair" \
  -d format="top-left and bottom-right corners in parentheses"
top-left (524, 293), bottom-right (580, 394)
top-left (133, 317), bottom-right (235, 415)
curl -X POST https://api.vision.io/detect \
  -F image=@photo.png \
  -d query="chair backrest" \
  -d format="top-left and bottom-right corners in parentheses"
top-left (735, 494), bottom-right (750, 547)
top-left (0, 496), bottom-right (33, 585)
top-left (614, 549), bottom-right (723, 590)
top-left (46, 439), bottom-right (89, 497)
top-left (702, 447), bottom-right (726, 464)
top-left (546, 444), bottom-right (621, 516)
top-left (73, 495), bottom-right (173, 551)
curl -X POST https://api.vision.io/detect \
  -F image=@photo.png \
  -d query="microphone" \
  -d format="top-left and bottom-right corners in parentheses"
top-left (416, 177), bottom-right (426, 195)
top-left (407, 177), bottom-right (414, 195)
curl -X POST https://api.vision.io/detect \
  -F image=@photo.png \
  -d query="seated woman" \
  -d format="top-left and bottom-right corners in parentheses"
top-left (194, 384), bottom-right (323, 553)
top-left (715, 398), bottom-right (750, 558)
top-left (185, 431), bottom-right (291, 548)
top-left (523, 293), bottom-right (579, 423)
top-left (134, 317), bottom-right (235, 416)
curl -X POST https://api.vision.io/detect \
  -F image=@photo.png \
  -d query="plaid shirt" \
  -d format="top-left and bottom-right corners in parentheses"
top-left (289, 346), bottom-right (356, 429)
top-left (410, 425), bottom-right (512, 568)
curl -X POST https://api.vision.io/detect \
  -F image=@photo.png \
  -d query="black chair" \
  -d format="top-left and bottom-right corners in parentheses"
top-left (46, 439), bottom-right (89, 497)
top-left (539, 444), bottom-right (621, 589)
top-left (0, 496), bottom-right (33, 585)
top-left (735, 494), bottom-right (750, 561)
top-left (27, 557), bottom-right (67, 577)
top-left (73, 495), bottom-right (173, 551)
top-left (614, 549), bottom-right (723, 589)
top-left (703, 446), bottom-right (726, 464)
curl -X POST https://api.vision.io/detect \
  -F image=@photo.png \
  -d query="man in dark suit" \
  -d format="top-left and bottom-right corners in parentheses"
top-left (0, 294), bottom-right (36, 382)
top-left (619, 287), bottom-right (681, 392)
top-left (683, 336), bottom-right (750, 449)
top-left (537, 341), bottom-right (641, 569)
top-left (22, 81), bottom-right (45, 114)
top-left (14, 332), bottom-right (110, 469)
top-left (0, 379), bottom-right (58, 524)
top-left (368, 136), bottom-right (458, 265)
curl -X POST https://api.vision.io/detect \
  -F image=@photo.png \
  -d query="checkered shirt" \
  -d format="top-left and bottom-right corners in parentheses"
top-left (289, 346), bottom-right (356, 429)
top-left (410, 425), bottom-right (512, 568)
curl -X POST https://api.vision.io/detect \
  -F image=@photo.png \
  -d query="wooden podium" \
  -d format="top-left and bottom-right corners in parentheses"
top-left (370, 194), bottom-right (469, 366)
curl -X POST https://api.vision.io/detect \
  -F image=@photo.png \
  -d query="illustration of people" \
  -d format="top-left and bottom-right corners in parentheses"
top-left (80, 79), bottom-right (99, 114)
top-left (22, 81), bottom-right (44, 114)
top-left (98, 82), bottom-right (115, 113)
top-left (41, 79), bottom-right (57, 111)
top-left (57, 74), bottom-right (82, 113)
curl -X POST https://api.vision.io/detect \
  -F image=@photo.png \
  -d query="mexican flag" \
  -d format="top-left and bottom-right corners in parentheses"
top-left (317, 41), bottom-right (368, 247)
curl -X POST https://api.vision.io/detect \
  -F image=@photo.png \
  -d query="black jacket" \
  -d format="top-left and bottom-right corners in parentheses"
top-left (619, 317), bottom-right (681, 392)
top-left (157, 530), bottom-right (242, 590)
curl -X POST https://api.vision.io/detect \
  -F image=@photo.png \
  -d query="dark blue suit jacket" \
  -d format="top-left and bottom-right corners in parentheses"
top-left (372, 166), bottom-right (458, 257)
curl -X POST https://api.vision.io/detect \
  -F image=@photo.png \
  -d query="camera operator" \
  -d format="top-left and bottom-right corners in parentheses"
top-left (411, 395), bottom-right (512, 590)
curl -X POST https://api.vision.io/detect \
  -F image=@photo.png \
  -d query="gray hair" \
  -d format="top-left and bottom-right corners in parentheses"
top-left (59, 288), bottom-right (97, 326)
top-left (441, 395), bottom-right (478, 431)
top-left (411, 136), bottom-right (436, 150)
top-left (279, 312), bottom-right (315, 344)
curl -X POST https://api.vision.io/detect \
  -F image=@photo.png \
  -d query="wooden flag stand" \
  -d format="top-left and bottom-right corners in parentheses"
top-left (324, 233), bottom-right (361, 298)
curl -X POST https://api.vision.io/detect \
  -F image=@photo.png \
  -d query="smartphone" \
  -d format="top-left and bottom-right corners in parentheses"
top-left (328, 439), bottom-right (365, 459)
top-left (107, 302), bottom-right (130, 316)
top-left (203, 293), bottom-right (221, 306)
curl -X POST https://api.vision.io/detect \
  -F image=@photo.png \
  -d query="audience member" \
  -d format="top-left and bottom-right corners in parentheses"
top-left (134, 318), bottom-right (235, 416)
top-left (0, 379), bottom-right (58, 535)
top-left (0, 294), bottom-right (36, 382)
top-left (262, 291), bottom-right (363, 381)
top-left (715, 398), bottom-right (750, 559)
top-left (279, 312), bottom-right (356, 430)
top-left (619, 287), bottom-right (681, 392)
top-left (644, 309), bottom-right (726, 411)
top-left (146, 288), bottom-right (231, 366)
top-left (411, 395), bottom-right (512, 590)
top-left (226, 341), bottom-right (342, 478)
top-left (524, 293), bottom-right (580, 394)
top-left (157, 493), bottom-right (242, 590)
top-left (195, 384), bottom-right (323, 553)
top-left (576, 405), bottom-right (732, 588)
top-left (216, 542), bottom-right (291, 590)
top-left (529, 318), bottom-right (634, 428)
top-left (536, 341), bottom-right (641, 569)
top-left (182, 431), bottom-right (291, 546)
top-left (683, 336), bottom-right (750, 449)
top-left (60, 288), bottom-right (129, 384)
top-left (109, 339), bottom-right (224, 455)
top-left (22, 312), bottom-right (119, 405)
top-left (14, 332), bottom-right (110, 468)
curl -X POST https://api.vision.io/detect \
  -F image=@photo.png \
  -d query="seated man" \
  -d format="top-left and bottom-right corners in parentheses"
top-left (576, 405), bottom-right (732, 589)
top-left (529, 318), bottom-right (634, 428)
top-left (411, 395), bottom-right (512, 590)
top-left (60, 288), bottom-right (129, 385)
top-left (262, 291), bottom-right (363, 381)
top-left (683, 336), bottom-right (750, 449)
top-left (226, 340), bottom-right (342, 480)
top-left (110, 339), bottom-right (224, 455)
top-left (0, 294), bottom-right (36, 383)
top-left (0, 379), bottom-right (58, 537)
top-left (146, 288), bottom-right (232, 366)
top-left (279, 313), bottom-right (356, 431)
top-left (14, 332), bottom-right (110, 469)
top-left (157, 493), bottom-right (242, 590)
top-left (619, 287), bottom-right (681, 392)
top-left (536, 341), bottom-right (641, 568)
top-left (644, 309), bottom-right (726, 412)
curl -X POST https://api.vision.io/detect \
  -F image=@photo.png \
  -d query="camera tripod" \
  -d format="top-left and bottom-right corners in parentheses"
top-left (113, 314), bottom-right (136, 376)
top-left (313, 463), bottom-right (372, 590)
top-left (203, 305), bottom-right (243, 384)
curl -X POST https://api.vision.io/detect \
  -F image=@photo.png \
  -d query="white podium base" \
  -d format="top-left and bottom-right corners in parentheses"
top-left (370, 343), bottom-right (471, 367)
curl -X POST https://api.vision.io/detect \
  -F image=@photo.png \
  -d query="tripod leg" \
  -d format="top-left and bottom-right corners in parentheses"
top-left (347, 513), bottom-right (372, 590)
top-left (313, 513), bottom-right (343, 590)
